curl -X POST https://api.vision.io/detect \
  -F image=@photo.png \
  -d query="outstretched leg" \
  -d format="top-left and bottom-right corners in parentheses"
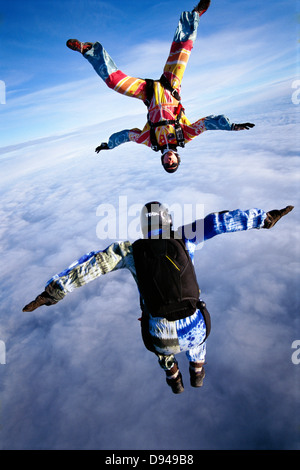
top-left (186, 341), bottom-right (207, 387)
top-left (157, 354), bottom-right (184, 394)
top-left (140, 313), bottom-right (184, 393)
top-left (189, 361), bottom-right (206, 387)
top-left (163, 0), bottom-right (210, 91)
top-left (67, 40), bottom-right (147, 101)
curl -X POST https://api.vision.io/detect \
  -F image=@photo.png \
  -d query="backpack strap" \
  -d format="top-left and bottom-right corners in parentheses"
top-left (143, 75), bottom-right (185, 151)
top-left (148, 115), bottom-right (185, 151)
top-left (144, 78), bottom-right (155, 108)
top-left (143, 75), bottom-right (181, 108)
top-left (159, 74), bottom-right (181, 102)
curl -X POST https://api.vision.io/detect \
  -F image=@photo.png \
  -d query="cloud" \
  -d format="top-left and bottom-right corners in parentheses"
top-left (0, 1), bottom-right (299, 450)
top-left (0, 83), bottom-right (299, 449)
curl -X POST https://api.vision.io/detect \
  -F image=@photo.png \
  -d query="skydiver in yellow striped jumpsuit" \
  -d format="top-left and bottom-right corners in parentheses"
top-left (67, 1), bottom-right (254, 173)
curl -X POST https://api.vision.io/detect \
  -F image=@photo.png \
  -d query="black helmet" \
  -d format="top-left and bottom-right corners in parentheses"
top-left (140, 201), bottom-right (173, 238)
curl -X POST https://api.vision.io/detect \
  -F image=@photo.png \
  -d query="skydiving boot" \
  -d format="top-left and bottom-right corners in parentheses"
top-left (189, 362), bottom-right (205, 387)
top-left (262, 206), bottom-right (294, 229)
top-left (193, 0), bottom-right (211, 16)
top-left (66, 39), bottom-right (93, 54)
top-left (166, 363), bottom-right (184, 394)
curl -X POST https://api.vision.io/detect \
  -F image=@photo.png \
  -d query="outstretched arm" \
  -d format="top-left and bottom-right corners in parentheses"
top-left (202, 208), bottom-right (266, 241)
top-left (203, 115), bottom-right (255, 131)
top-left (95, 128), bottom-right (142, 153)
top-left (188, 115), bottom-right (255, 138)
top-left (22, 241), bottom-right (133, 312)
top-left (178, 206), bottom-right (293, 245)
top-left (178, 208), bottom-right (266, 245)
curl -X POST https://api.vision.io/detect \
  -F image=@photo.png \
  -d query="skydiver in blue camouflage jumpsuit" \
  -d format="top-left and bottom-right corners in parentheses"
top-left (23, 204), bottom-right (293, 394)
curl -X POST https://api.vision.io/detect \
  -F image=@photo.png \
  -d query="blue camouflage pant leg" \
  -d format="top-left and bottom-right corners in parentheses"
top-left (84, 42), bottom-right (147, 100)
top-left (84, 42), bottom-right (118, 81)
top-left (149, 308), bottom-right (207, 371)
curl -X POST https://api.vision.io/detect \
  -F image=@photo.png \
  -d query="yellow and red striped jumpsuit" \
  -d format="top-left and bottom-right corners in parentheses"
top-left (84, 10), bottom-right (233, 151)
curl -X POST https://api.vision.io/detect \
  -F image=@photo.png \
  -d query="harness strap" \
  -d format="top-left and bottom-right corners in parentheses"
top-left (159, 74), bottom-right (181, 102)
top-left (148, 110), bottom-right (185, 151)
top-left (144, 75), bottom-right (185, 152)
top-left (150, 119), bottom-right (177, 128)
top-left (144, 78), bottom-right (155, 108)
top-left (144, 75), bottom-right (181, 108)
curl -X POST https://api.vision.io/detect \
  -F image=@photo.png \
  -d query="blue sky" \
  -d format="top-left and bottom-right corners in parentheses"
top-left (0, 0), bottom-right (299, 452)
top-left (0, 0), bottom-right (298, 147)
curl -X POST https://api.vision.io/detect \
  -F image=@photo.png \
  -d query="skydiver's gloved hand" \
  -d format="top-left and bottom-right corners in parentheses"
top-left (232, 123), bottom-right (255, 131)
top-left (22, 291), bottom-right (58, 312)
top-left (263, 205), bottom-right (294, 229)
top-left (95, 143), bottom-right (109, 153)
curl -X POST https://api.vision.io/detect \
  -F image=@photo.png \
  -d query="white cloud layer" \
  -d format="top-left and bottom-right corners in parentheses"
top-left (0, 87), bottom-right (299, 449)
top-left (0, 0), bottom-right (299, 450)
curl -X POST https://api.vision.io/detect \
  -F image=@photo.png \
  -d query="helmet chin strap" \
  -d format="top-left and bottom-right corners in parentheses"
top-left (161, 146), bottom-right (178, 157)
top-left (147, 228), bottom-right (162, 238)
top-left (146, 227), bottom-right (171, 238)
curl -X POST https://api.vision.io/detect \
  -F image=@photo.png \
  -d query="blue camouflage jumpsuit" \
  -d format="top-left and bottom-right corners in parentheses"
top-left (44, 208), bottom-right (267, 372)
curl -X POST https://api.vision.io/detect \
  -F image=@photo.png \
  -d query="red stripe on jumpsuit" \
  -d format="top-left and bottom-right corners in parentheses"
top-left (105, 70), bottom-right (147, 99)
top-left (163, 39), bottom-right (194, 91)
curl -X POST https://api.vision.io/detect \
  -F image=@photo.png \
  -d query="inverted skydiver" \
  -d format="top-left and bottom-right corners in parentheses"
top-left (66, 0), bottom-right (255, 173)
top-left (22, 204), bottom-right (293, 393)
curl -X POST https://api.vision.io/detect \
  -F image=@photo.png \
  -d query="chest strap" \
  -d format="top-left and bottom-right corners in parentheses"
top-left (144, 75), bottom-right (185, 152)
top-left (148, 112), bottom-right (185, 152)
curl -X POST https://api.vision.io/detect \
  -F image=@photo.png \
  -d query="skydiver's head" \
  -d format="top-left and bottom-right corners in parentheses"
top-left (140, 201), bottom-right (173, 238)
top-left (161, 149), bottom-right (181, 173)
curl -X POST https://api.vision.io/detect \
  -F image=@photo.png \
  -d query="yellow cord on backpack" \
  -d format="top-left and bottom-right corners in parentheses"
top-left (165, 255), bottom-right (180, 271)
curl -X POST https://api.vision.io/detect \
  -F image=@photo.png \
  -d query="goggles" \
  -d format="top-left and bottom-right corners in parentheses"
top-left (163, 161), bottom-right (179, 171)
